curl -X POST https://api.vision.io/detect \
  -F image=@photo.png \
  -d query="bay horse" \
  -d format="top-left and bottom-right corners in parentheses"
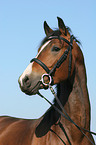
top-left (0, 17), bottom-right (95, 145)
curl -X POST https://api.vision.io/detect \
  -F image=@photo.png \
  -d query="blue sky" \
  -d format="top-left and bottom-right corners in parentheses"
top-left (0, 0), bottom-right (96, 142)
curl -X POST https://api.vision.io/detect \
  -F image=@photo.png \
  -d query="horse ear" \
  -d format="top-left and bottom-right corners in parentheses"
top-left (57, 17), bottom-right (67, 36)
top-left (44, 21), bottom-right (53, 36)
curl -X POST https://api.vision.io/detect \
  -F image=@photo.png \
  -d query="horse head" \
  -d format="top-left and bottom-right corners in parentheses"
top-left (18, 17), bottom-right (75, 95)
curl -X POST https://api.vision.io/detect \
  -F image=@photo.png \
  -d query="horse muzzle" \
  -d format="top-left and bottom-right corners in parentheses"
top-left (18, 74), bottom-right (42, 95)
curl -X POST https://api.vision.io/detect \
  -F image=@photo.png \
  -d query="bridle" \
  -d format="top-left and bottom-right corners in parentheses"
top-left (30, 35), bottom-right (73, 86)
top-left (30, 35), bottom-right (96, 145)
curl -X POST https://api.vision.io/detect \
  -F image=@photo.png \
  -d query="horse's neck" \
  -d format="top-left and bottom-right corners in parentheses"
top-left (59, 62), bottom-right (90, 129)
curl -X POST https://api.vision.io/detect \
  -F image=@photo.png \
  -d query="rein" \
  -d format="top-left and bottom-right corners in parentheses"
top-left (38, 86), bottom-right (96, 145)
top-left (30, 35), bottom-right (96, 145)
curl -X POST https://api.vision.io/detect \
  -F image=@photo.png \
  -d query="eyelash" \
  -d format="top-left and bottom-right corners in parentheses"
top-left (51, 46), bottom-right (60, 52)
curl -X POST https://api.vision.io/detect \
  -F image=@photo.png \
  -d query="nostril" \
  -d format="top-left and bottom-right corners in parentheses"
top-left (23, 76), bottom-right (31, 88)
top-left (24, 76), bottom-right (29, 83)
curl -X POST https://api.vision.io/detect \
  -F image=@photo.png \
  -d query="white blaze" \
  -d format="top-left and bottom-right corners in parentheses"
top-left (19, 40), bottom-right (51, 86)
top-left (19, 63), bottom-right (33, 86)
top-left (36, 40), bottom-right (51, 58)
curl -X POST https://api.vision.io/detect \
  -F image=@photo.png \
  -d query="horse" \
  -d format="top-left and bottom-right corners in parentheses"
top-left (0, 17), bottom-right (95, 145)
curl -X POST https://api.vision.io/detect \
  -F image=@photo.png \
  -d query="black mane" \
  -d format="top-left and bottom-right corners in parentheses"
top-left (40, 27), bottom-right (81, 47)
top-left (41, 29), bottom-right (61, 46)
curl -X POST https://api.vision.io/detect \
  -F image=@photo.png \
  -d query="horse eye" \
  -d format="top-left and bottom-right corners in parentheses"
top-left (52, 46), bottom-right (60, 52)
